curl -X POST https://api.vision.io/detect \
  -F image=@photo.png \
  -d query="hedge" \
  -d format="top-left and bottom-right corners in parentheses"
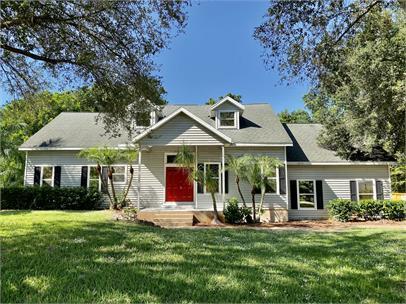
top-left (1, 186), bottom-right (102, 210)
top-left (328, 198), bottom-right (405, 222)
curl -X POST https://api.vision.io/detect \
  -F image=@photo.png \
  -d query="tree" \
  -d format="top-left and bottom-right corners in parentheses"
top-left (391, 156), bottom-right (406, 193)
top-left (226, 155), bottom-right (247, 206)
top-left (239, 154), bottom-right (281, 222)
top-left (0, 90), bottom-right (96, 187)
top-left (255, 1), bottom-right (405, 160)
top-left (79, 147), bottom-right (137, 210)
top-left (206, 93), bottom-right (242, 105)
top-left (175, 145), bottom-right (222, 224)
top-left (254, 0), bottom-right (399, 82)
top-left (278, 109), bottom-right (314, 123)
top-left (1, 0), bottom-right (188, 131)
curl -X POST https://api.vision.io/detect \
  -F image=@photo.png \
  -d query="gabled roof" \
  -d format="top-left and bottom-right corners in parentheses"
top-left (133, 107), bottom-right (232, 143)
top-left (210, 96), bottom-right (245, 111)
top-left (284, 123), bottom-right (394, 164)
top-left (19, 103), bottom-right (293, 150)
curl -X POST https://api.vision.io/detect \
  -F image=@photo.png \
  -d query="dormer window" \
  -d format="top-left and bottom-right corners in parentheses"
top-left (218, 111), bottom-right (237, 128)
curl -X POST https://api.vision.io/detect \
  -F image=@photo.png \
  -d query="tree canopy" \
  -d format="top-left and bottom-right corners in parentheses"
top-left (206, 93), bottom-right (242, 105)
top-left (1, 0), bottom-right (188, 131)
top-left (278, 109), bottom-right (314, 124)
top-left (0, 90), bottom-right (96, 186)
top-left (255, 1), bottom-right (405, 160)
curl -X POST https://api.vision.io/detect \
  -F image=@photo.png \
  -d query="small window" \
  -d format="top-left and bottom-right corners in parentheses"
top-left (358, 180), bottom-right (374, 200)
top-left (88, 166), bottom-right (100, 190)
top-left (135, 112), bottom-right (150, 127)
top-left (204, 163), bottom-right (220, 193)
top-left (253, 167), bottom-right (278, 194)
top-left (297, 180), bottom-right (316, 209)
top-left (112, 166), bottom-right (126, 183)
top-left (166, 154), bottom-right (177, 164)
top-left (219, 111), bottom-right (236, 127)
top-left (41, 166), bottom-right (54, 187)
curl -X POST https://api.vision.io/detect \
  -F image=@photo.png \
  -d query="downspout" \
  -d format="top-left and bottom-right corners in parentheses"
top-left (137, 144), bottom-right (142, 211)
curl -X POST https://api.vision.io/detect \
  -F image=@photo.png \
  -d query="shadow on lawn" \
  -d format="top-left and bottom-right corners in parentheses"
top-left (2, 217), bottom-right (405, 303)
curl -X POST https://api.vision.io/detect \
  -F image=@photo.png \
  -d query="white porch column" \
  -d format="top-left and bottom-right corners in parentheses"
top-left (137, 144), bottom-right (142, 211)
top-left (195, 145), bottom-right (198, 209)
top-left (222, 145), bottom-right (225, 209)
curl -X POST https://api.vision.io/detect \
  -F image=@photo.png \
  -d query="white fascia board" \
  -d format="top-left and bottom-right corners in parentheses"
top-left (287, 161), bottom-right (396, 166)
top-left (132, 107), bottom-right (232, 143)
top-left (19, 147), bottom-right (84, 151)
top-left (210, 96), bottom-right (245, 111)
top-left (234, 143), bottom-right (293, 147)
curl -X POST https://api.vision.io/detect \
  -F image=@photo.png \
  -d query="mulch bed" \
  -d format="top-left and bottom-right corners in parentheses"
top-left (194, 219), bottom-right (406, 230)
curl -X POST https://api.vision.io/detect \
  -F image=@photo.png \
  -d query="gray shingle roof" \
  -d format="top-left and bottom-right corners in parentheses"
top-left (20, 103), bottom-right (292, 149)
top-left (20, 112), bottom-right (131, 149)
top-left (284, 123), bottom-right (347, 162)
top-left (162, 104), bottom-right (292, 144)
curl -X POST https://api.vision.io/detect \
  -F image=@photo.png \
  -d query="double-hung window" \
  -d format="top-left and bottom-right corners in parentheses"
top-left (112, 166), bottom-right (126, 183)
top-left (204, 163), bottom-right (220, 193)
top-left (218, 111), bottom-right (236, 128)
top-left (41, 166), bottom-right (54, 187)
top-left (297, 180), bottom-right (316, 209)
top-left (357, 180), bottom-right (374, 200)
top-left (253, 167), bottom-right (278, 194)
top-left (88, 166), bottom-right (100, 190)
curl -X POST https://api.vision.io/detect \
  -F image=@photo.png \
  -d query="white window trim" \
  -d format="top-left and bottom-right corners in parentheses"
top-left (88, 165), bottom-right (127, 188)
top-left (87, 165), bottom-right (102, 191)
top-left (164, 152), bottom-right (180, 167)
top-left (297, 179), bottom-right (317, 210)
top-left (216, 110), bottom-right (238, 129)
top-left (203, 162), bottom-right (221, 194)
top-left (111, 165), bottom-right (127, 184)
top-left (260, 167), bottom-right (279, 195)
top-left (40, 165), bottom-right (54, 187)
top-left (356, 178), bottom-right (376, 201)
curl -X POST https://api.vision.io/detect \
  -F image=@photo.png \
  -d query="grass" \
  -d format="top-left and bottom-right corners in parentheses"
top-left (1, 211), bottom-right (405, 303)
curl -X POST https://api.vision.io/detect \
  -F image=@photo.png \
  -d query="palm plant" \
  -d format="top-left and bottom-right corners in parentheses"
top-left (257, 156), bottom-right (282, 215)
top-left (226, 155), bottom-right (247, 206)
top-left (239, 154), bottom-right (282, 222)
top-left (79, 147), bottom-right (137, 209)
top-left (176, 145), bottom-right (222, 224)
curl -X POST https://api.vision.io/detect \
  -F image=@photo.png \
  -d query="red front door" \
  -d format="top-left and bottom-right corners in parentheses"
top-left (165, 167), bottom-right (193, 202)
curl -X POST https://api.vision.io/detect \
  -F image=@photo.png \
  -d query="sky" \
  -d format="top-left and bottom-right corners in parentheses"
top-left (0, 1), bottom-right (310, 113)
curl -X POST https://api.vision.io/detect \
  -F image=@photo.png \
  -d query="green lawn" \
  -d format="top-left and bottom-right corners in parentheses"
top-left (1, 211), bottom-right (405, 303)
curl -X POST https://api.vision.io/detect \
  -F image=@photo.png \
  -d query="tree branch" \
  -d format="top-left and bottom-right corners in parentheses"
top-left (335, 0), bottom-right (382, 44)
top-left (1, 44), bottom-right (77, 65)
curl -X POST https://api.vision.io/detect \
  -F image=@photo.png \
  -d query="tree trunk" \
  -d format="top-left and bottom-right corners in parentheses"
top-left (258, 185), bottom-right (266, 220)
top-left (108, 167), bottom-right (118, 209)
top-left (251, 188), bottom-right (257, 223)
top-left (97, 164), bottom-right (114, 208)
top-left (121, 165), bottom-right (134, 207)
top-left (236, 176), bottom-right (247, 207)
top-left (210, 191), bottom-right (222, 225)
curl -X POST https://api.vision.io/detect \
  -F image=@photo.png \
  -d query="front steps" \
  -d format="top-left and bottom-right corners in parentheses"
top-left (138, 210), bottom-right (195, 227)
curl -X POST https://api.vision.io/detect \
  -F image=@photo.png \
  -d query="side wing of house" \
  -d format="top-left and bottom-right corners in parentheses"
top-left (287, 165), bottom-right (391, 220)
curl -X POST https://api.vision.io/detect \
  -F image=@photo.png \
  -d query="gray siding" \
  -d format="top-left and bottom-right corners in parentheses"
top-left (214, 102), bottom-right (242, 112)
top-left (25, 151), bottom-right (138, 208)
top-left (287, 165), bottom-right (391, 220)
top-left (141, 113), bottom-right (223, 146)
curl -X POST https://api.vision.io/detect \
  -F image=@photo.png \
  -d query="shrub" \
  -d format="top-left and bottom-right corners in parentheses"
top-left (357, 199), bottom-right (383, 220)
top-left (122, 207), bottom-right (138, 220)
top-left (224, 197), bottom-right (244, 224)
top-left (382, 200), bottom-right (405, 220)
top-left (328, 198), bottom-right (405, 222)
top-left (1, 186), bottom-right (102, 210)
top-left (327, 199), bottom-right (355, 222)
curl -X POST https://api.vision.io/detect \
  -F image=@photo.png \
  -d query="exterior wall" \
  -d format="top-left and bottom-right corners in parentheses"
top-left (214, 102), bottom-right (241, 112)
top-left (25, 151), bottom-right (137, 208)
top-left (141, 113), bottom-right (223, 146)
top-left (135, 146), bottom-right (287, 210)
top-left (287, 165), bottom-right (391, 220)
